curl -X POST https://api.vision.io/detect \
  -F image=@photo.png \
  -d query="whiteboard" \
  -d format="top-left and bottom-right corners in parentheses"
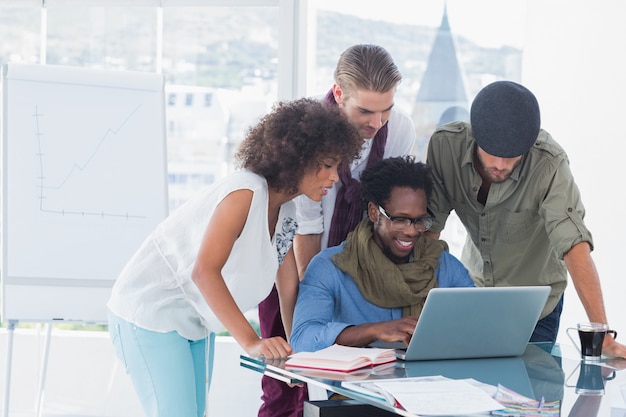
top-left (1, 63), bottom-right (168, 323)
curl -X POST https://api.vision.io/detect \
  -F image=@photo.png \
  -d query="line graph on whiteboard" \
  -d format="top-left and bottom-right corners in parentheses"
top-left (1, 65), bottom-right (170, 315)
top-left (31, 103), bottom-right (148, 220)
top-left (3, 66), bottom-right (168, 281)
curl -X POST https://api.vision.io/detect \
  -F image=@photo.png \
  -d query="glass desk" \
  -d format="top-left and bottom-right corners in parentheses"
top-left (241, 343), bottom-right (626, 416)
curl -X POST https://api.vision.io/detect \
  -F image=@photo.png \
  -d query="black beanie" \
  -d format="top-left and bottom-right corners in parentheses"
top-left (470, 81), bottom-right (541, 158)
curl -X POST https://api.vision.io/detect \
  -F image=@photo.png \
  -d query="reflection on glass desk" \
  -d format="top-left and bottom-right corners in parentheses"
top-left (240, 343), bottom-right (626, 417)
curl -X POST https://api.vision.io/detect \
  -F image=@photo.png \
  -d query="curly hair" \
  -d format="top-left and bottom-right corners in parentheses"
top-left (235, 98), bottom-right (362, 194)
top-left (334, 44), bottom-right (402, 99)
top-left (360, 155), bottom-right (434, 208)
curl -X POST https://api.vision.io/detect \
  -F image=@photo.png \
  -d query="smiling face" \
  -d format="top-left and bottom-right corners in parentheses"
top-left (332, 84), bottom-right (395, 140)
top-left (368, 186), bottom-right (428, 264)
top-left (297, 157), bottom-right (341, 202)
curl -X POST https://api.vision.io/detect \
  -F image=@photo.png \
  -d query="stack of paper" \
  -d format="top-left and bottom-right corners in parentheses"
top-left (343, 376), bottom-right (562, 416)
top-left (343, 375), bottom-right (504, 415)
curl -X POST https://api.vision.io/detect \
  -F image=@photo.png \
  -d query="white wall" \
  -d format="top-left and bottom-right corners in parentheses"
top-left (523, 0), bottom-right (626, 342)
top-left (0, 328), bottom-right (262, 417)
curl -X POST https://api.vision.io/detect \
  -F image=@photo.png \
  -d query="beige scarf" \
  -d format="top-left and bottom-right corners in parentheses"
top-left (332, 218), bottom-right (448, 317)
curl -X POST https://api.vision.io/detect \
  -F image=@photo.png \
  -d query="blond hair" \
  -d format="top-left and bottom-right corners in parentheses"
top-left (334, 44), bottom-right (402, 99)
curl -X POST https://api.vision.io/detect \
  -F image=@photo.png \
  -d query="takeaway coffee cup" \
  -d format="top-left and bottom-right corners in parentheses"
top-left (566, 322), bottom-right (617, 361)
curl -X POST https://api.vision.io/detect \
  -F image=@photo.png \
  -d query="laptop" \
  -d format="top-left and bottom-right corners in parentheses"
top-left (372, 286), bottom-right (550, 361)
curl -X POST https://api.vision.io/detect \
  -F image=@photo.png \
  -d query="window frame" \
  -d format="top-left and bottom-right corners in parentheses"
top-left (3, 0), bottom-right (308, 100)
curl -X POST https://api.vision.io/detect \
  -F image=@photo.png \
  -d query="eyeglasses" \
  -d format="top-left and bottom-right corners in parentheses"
top-left (377, 205), bottom-right (434, 232)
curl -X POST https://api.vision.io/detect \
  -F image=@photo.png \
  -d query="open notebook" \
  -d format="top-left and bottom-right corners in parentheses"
top-left (372, 286), bottom-right (550, 361)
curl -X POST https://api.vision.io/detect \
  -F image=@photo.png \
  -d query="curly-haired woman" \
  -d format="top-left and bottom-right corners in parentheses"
top-left (107, 97), bottom-right (362, 417)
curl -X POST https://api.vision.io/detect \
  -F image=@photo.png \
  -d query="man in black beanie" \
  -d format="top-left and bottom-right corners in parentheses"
top-left (425, 80), bottom-right (626, 359)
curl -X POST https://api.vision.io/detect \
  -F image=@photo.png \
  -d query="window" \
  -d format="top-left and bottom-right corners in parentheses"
top-left (0, 2), bottom-right (40, 64)
top-left (0, 1), bottom-right (284, 211)
top-left (162, 5), bottom-right (280, 210)
top-left (45, 6), bottom-right (157, 70)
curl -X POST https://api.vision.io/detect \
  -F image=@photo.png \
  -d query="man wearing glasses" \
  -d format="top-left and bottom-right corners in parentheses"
top-left (258, 44), bottom-right (415, 417)
top-left (290, 156), bottom-right (473, 353)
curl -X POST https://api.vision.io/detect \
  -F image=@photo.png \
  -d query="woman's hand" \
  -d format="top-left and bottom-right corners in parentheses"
top-left (246, 336), bottom-right (293, 359)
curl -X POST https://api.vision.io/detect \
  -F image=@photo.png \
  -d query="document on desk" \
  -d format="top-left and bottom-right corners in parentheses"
top-left (343, 376), bottom-right (503, 416)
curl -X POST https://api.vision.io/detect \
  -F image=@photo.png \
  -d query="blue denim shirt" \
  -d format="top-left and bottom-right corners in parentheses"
top-left (290, 243), bottom-right (474, 352)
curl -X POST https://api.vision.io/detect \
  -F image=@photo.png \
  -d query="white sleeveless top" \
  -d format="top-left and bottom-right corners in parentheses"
top-left (107, 170), bottom-right (297, 340)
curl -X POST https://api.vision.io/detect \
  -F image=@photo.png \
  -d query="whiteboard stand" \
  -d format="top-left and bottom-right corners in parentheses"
top-left (2, 320), bottom-right (17, 417)
top-left (2, 320), bottom-right (53, 417)
top-left (35, 323), bottom-right (53, 417)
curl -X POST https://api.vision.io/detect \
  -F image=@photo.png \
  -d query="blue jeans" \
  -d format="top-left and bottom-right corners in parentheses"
top-left (530, 295), bottom-right (563, 343)
top-left (108, 311), bottom-right (214, 417)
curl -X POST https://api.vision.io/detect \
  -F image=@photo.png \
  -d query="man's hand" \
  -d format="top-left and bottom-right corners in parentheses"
top-left (602, 335), bottom-right (626, 360)
top-left (335, 317), bottom-right (419, 347)
top-left (372, 317), bottom-right (419, 345)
